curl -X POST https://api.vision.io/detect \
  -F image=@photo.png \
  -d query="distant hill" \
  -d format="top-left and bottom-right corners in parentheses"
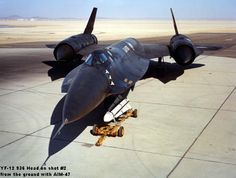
top-left (0, 15), bottom-right (51, 21)
top-left (0, 14), bottom-right (84, 21)
top-left (3, 15), bottom-right (23, 20)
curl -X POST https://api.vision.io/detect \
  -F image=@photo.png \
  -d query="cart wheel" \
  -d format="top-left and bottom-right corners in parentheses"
top-left (132, 109), bottom-right (138, 118)
top-left (91, 124), bottom-right (98, 135)
top-left (117, 126), bottom-right (124, 137)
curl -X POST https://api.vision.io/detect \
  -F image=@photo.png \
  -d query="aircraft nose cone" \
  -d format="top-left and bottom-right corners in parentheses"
top-left (63, 66), bottom-right (109, 124)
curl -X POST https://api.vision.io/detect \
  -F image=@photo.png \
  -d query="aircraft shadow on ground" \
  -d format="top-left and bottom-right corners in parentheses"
top-left (47, 94), bottom-right (118, 162)
top-left (143, 60), bottom-right (205, 83)
top-left (46, 60), bottom-right (204, 162)
top-left (42, 59), bottom-right (83, 81)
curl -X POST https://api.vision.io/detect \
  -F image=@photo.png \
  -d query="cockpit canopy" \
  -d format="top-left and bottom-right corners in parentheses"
top-left (85, 49), bottom-right (110, 66)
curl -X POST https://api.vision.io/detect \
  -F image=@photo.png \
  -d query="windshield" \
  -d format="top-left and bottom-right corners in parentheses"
top-left (99, 53), bottom-right (108, 63)
top-left (85, 50), bottom-right (109, 66)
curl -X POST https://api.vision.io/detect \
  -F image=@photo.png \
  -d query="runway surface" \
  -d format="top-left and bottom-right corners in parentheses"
top-left (0, 48), bottom-right (236, 178)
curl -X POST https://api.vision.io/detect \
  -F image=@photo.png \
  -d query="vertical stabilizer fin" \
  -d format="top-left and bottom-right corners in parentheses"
top-left (170, 8), bottom-right (179, 35)
top-left (84, 7), bottom-right (97, 34)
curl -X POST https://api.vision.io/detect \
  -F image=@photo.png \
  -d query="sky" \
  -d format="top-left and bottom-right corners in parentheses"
top-left (0, 0), bottom-right (235, 19)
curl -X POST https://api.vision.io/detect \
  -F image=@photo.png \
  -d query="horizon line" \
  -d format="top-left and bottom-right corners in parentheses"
top-left (0, 16), bottom-right (236, 21)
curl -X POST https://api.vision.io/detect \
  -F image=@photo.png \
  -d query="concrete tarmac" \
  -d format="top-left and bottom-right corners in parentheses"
top-left (0, 48), bottom-right (236, 178)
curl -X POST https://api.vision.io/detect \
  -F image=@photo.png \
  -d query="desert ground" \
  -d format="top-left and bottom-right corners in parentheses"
top-left (0, 20), bottom-right (236, 57)
top-left (0, 20), bottom-right (236, 42)
top-left (0, 20), bottom-right (236, 178)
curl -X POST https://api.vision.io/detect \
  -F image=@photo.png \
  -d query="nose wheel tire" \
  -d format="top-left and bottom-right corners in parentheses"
top-left (91, 124), bottom-right (98, 135)
top-left (117, 126), bottom-right (124, 137)
top-left (132, 109), bottom-right (138, 118)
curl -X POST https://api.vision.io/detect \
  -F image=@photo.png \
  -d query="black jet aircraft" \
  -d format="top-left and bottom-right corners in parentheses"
top-left (43, 7), bottom-right (220, 162)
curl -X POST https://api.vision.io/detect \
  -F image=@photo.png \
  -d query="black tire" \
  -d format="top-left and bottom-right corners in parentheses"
top-left (91, 124), bottom-right (97, 135)
top-left (132, 109), bottom-right (138, 118)
top-left (117, 126), bottom-right (124, 137)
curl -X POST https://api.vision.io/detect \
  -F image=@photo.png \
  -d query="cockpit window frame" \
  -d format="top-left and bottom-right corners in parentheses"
top-left (85, 54), bottom-right (93, 66)
top-left (85, 50), bottom-right (110, 66)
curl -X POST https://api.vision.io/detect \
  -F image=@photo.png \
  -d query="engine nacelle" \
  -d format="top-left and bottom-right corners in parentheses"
top-left (169, 34), bottom-right (197, 66)
top-left (53, 34), bottom-right (97, 61)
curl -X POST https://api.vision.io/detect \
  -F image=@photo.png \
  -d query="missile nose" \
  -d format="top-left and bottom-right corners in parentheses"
top-left (54, 44), bottom-right (74, 61)
top-left (62, 66), bottom-right (109, 124)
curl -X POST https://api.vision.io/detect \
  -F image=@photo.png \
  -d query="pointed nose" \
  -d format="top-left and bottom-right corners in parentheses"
top-left (63, 66), bottom-right (109, 124)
